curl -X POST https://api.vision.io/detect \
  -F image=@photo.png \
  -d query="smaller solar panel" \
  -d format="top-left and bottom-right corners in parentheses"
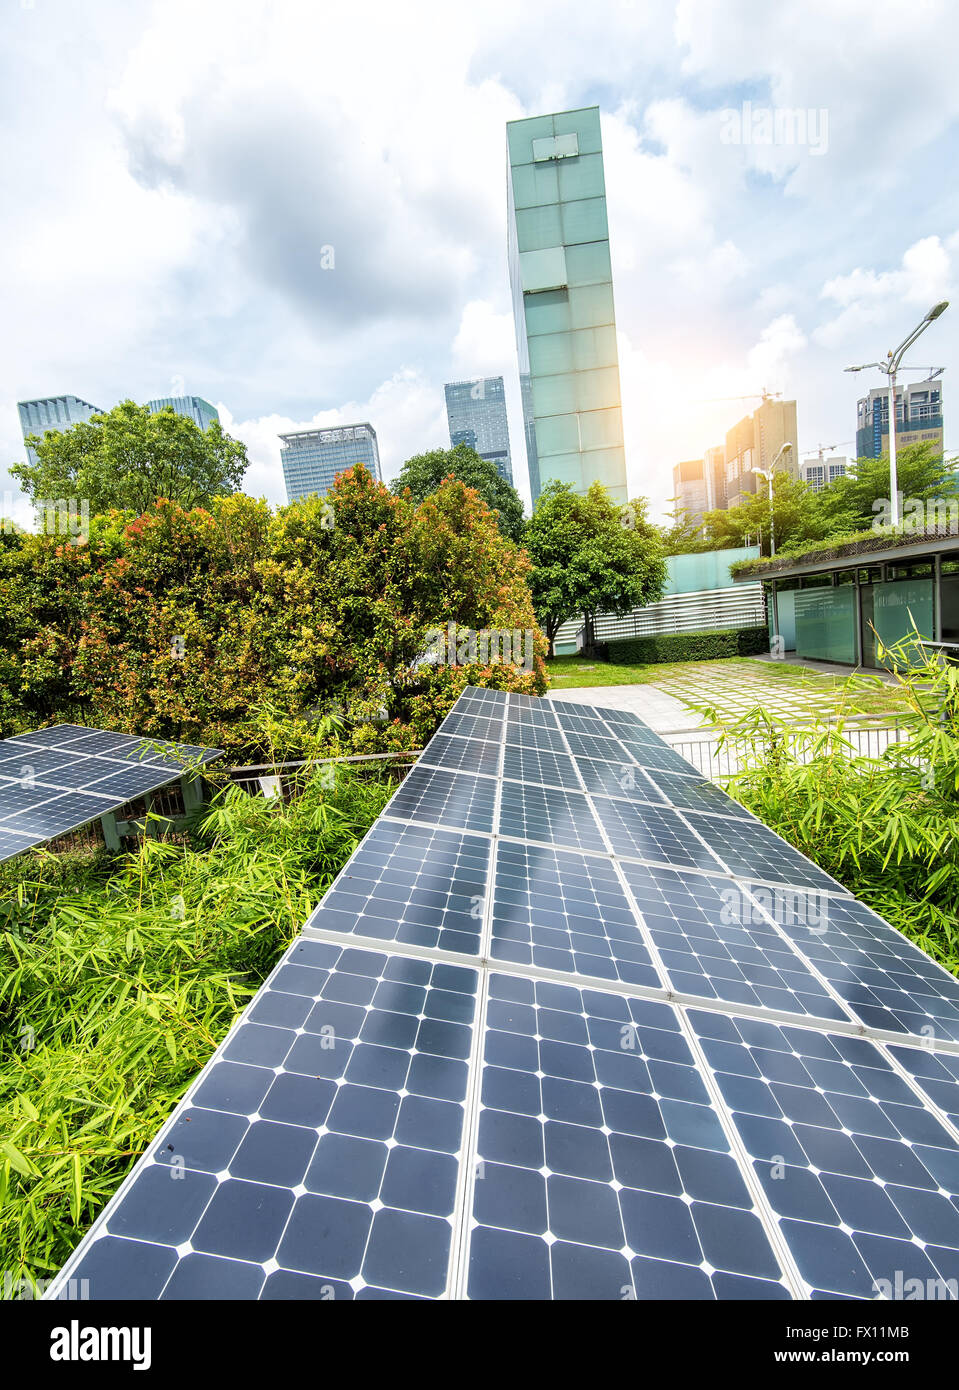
top-left (386, 765), bottom-right (497, 834)
top-left (554, 711), bottom-right (611, 737)
top-left (0, 725), bottom-right (222, 864)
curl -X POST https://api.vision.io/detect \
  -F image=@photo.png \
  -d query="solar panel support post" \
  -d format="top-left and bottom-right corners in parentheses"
top-left (179, 770), bottom-right (205, 821)
top-left (99, 811), bottom-right (122, 852)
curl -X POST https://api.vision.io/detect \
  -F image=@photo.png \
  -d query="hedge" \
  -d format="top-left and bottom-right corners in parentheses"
top-left (605, 625), bottom-right (770, 665)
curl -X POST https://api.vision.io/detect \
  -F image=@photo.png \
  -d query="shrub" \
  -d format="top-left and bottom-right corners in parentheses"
top-left (605, 626), bottom-right (770, 665)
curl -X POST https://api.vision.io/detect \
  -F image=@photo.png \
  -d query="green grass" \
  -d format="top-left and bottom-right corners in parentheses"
top-left (0, 764), bottom-right (393, 1294)
top-left (546, 655), bottom-right (660, 687)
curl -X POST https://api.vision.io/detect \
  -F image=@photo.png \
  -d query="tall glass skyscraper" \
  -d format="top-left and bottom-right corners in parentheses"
top-left (17, 394), bottom-right (102, 463)
top-left (506, 106), bottom-right (627, 506)
top-left (444, 376), bottom-right (513, 484)
top-left (279, 423), bottom-right (382, 502)
top-left (147, 396), bottom-right (220, 431)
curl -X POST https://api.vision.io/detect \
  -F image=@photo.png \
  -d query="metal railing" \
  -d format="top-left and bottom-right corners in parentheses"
top-left (662, 721), bottom-right (913, 780)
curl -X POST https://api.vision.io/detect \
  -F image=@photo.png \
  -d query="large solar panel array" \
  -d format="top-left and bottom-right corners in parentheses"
top-left (0, 725), bottom-right (222, 864)
top-left (49, 688), bottom-right (959, 1301)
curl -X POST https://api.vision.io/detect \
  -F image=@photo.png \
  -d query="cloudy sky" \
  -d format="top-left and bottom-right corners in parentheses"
top-left (3, 0), bottom-right (958, 526)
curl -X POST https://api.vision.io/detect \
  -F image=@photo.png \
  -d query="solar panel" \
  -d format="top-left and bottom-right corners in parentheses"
top-left (0, 725), bottom-right (222, 864)
top-left (49, 685), bottom-right (959, 1303)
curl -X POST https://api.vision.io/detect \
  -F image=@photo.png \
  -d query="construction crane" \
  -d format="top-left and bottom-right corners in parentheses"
top-left (802, 441), bottom-right (854, 461)
top-left (697, 389), bottom-right (784, 404)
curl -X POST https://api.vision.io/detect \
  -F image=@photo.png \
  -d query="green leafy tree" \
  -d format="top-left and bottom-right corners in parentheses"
top-left (11, 400), bottom-right (248, 516)
top-left (659, 499), bottom-right (711, 554)
top-left (392, 443), bottom-right (525, 543)
top-left (703, 471), bottom-right (825, 557)
top-left (811, 442), bottom-right (956, 536)
top-left (525, 482), bottom-right (667, 656)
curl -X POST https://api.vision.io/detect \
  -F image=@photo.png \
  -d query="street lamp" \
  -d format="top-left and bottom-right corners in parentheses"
top-left (845, 301), bottom-right (949, 527)
top-left (751, 467), bottom-right (775, 556)
top-left (751, 442), bottom-right (791, 557)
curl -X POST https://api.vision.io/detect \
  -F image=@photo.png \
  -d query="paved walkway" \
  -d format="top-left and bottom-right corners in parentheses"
top-left (547, 683), bottom-right (701, 734)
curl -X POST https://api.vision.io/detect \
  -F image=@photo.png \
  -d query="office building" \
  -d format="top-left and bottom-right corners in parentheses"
top-left (506, 106), bottom-right (627, 506)
top-left (147, 396), bottom-right (220, 431)
top-left (723, 396), bottom-right (798, 508)
top-left (800, 455), bottom-right (849, 493)
top-left (279, 423), bottom-right (381, 502)
top-left (704, 444), bottom-right (726, 511)
top-left (444, 377), bottom-right (513, 484)
top-left (856, 377), bottom-right (944, 459)
top-left (672, 459), bottom-right (708, 523)
top-left (17, 394), bottom-right (102, 464)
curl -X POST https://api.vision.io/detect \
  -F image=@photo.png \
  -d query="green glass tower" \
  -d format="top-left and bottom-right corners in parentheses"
top-left (507, 106), bottom-right (627, 506)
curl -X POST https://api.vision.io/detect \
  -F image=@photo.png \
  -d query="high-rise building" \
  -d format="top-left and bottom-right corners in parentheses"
top-left (444, 377), bottom-right (513, 483)
top-left (855, 377), bottom-right (944, 459)
top-left (704, 445), bottom-right (726, 511)
top-left (672, 459), bottom-right (707, 522)
top-left (17, 394), bottom-right (102, 464)
top-left (506, 106), bottom-right (627, 506)
top-left (723, 397), bottom-right (798, 508)
top-left (800, 455), bottom-right (849, 493)
top-left (147, 396), bottom-right (220, 432)
top-left (279, 423), bottom-right (381, 502)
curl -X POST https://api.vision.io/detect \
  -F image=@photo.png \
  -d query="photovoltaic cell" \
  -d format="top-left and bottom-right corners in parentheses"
top-left (466, 975), bottom-right (790, 1301)
top-left (306, 821), bottom-right (490, 954)
top-left (58, 940), bottom-right (480, 1300)
top-left (489, 841), bottom-right (660, 987)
